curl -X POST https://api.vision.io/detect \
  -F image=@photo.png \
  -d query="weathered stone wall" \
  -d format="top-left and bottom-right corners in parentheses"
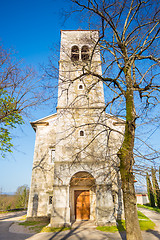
top-left (28, 30), bottom-right (125, 226)
top-left (57, 30), bottom-right (104, 109)
top-left (27, 115), bottom-right (57, 218)
top-left (50, 30), bottom-right (124, 227)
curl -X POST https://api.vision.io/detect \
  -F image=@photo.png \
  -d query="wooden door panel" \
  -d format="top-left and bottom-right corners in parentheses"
top-left (75, 190), bottom-right (90, 220)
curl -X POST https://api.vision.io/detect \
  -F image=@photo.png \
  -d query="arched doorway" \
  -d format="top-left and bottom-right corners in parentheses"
top-left (69, 171), bottom-right (96, 222)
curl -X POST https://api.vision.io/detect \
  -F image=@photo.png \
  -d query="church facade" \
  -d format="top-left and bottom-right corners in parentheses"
top-left (27, 30), bottom-right (124, 227)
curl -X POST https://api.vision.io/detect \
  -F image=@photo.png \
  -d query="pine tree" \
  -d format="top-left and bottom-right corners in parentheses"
top-left (146, 172), bottom-right (155, 207)
top-left (151, 167), bottom-right (160, 208)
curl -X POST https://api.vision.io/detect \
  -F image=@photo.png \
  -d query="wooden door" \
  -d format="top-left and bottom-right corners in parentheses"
top-left (75, 190), bottom-right (90, 220)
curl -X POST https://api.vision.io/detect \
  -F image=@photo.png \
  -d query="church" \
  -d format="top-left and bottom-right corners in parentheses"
top-left (27, 30), bottom-right (124, 227)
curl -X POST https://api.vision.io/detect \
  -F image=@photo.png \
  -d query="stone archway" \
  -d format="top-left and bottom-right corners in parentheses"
top-left (69, 171), bottom-right (96, 222)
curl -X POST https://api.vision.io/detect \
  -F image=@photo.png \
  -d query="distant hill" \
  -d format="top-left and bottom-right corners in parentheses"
top-left (1, 192), bottom-right (15, 195)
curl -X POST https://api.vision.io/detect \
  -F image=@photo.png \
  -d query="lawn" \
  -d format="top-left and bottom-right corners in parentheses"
top-left (137, 204), bottom-right (160, 213)
top-left (19, 220), bottom-right (50, 233)
top-left (18, 208), bottom-right (156, 233)
top-left (96, 220), bottom-right (125, 233)
top-left (96, 210), bottom-right (155, 233)
top-left (19, 220), bottom-right (71, 233)
top-left (40, 226), bottom-right (71, 233)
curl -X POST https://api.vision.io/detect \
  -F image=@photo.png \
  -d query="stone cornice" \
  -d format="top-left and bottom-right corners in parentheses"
top-left (56, 106), bottom-right (105, 110)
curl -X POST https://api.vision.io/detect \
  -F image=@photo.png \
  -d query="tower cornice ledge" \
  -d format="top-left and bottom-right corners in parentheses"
top-left (56, 107), bottom-right (105, 110)
top-left (61, 29), bottom-right (99, 32)
top-left (59, 60), bottom-right (102, 64)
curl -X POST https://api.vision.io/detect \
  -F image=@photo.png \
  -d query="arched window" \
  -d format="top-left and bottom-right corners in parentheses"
top-left (80, 130), bottom-right (84, 136)
top-left (78, 84), bottom-right (84, 90)
top-left (71, 45), bottom-right (79, 61)
top-left (81, 45), bottom-right (89, 61)
top-left (49, 196), bottom-right (53, 205)
top-left (51, 149), bottom-right (55, 163)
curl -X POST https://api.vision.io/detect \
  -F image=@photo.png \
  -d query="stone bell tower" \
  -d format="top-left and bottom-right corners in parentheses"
top-left (27, 30), bottom-right (123, 227)
top-left (57, 30), bottom-right (105, 109)
top-left (50, 30), bottom-right (122, 227)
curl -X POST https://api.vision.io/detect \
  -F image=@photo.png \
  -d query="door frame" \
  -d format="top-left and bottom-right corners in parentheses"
top-left (69, 186), bottom-right (96, 222)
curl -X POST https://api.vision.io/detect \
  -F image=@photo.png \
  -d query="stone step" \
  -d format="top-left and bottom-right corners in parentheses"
top-left (71, 220), bottom-right (96, 229)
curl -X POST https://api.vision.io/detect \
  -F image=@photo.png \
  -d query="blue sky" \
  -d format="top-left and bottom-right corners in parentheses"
top-left (0, 0), bottom-right (160, 193)
top-left (0, 0), bottom-right (83, 193)
top-left (0, 0), bottom-right (78, 65)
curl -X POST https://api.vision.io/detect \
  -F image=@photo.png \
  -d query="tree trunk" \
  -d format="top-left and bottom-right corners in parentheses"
top-left (118, 75), bottom-right (143, 240)
top-left (152, 167), bottom-right (160, 208)
top-left (146, 172), bottom-right (155, 207)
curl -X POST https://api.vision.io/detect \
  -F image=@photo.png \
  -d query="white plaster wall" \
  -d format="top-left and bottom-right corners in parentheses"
top-left (136, 194), bottom-right (149, 205)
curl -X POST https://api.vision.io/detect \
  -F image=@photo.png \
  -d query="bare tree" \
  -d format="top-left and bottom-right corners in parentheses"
top-left (16, 184), bottom-right (29, 208)
top-left (55, 0), bottom-right (160, 239)
top-left (0, 44), bottom-right (47, 157)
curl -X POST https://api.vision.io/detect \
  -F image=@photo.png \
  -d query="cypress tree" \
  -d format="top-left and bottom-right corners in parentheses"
top-left (146, 172), bottom-right (155, 207)
top-left (151, 167), bottom-right (160, 208)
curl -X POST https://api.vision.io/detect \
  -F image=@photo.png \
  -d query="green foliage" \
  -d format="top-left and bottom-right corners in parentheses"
top-left (6, 204), bottom-right (11, 210)
top-left (0, 45), bottom-right (41, 157)
top-left (151, 167), bottom-right (160, 208)
top-left (0, 89), bottom-right (23, 157)
top-left (16, 185), bottom-right (29, 208)
top-left (146, 172), bottom-right (155, 207)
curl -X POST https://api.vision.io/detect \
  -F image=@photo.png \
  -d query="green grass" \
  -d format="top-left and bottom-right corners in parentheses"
top-left (96, 225), bottom-right (118, 233)
top-left (97, 211), bottom-right (155, 233)
top-left (19, 220), bottom-right (71, 233)
top-left (0, 211), bottom-right (8, 214)
top-left (40, 226), bottom-right (71, 233)
top-left (0, 209), bottom-right (26, 214)
top-left (139, 220), bottom-right (155, 231)
top-left (19, 220), bottom-right (49, 233)
top-left (137, 204), bottom-right (160, 213)
top-left (137, 210), bottom-right (150, 220)
top-left (19, 221), bottom-right (43, 226)
top-left (19, 215), bottom-right (27, 221)
top-left (97, 220), bottom-right (125, 233)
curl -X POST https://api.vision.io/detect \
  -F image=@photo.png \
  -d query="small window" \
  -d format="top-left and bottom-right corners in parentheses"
top-left (49, 196), bottom-right (53, 205)
top-left (81, 45), bottom-right (89, 61)
top-left (51, 149), bottom-right (55, 163)
top-left (78, 84), bottom-right (83, 90)
top-left (80, 130), bottom-right (84, 136)
top-left (71, 45), bottom-right (79, 61)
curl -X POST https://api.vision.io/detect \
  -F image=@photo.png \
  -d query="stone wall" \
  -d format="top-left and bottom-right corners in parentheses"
top-left (27, 30), bottom-right (125, 226)
top-left (27, 114), bottom-right (57, 218)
